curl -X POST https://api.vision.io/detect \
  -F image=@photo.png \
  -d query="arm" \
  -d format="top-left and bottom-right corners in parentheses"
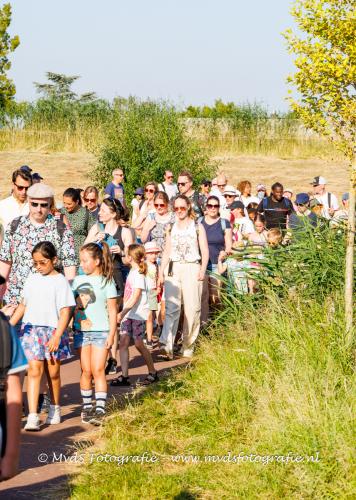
top-left (105, 297), bottom-right (118, 349)
top-left (0, 374), bottom-right (22, 481)
top-left (47, 306), bottom-right (72, 352)
top-left (118, 289), bottom-right (142, 322)
top-left (64, 266), bottom-right (76, 282)
top-left (198, 224), bottom-right (209, 280)
top-left (140, 216), bottom-right (156, 243)
top-left (158, 231), bottom-right (172, 284)
top-left (9, 303), bottom-right (25, 326)
top-left (84, 223), bottom-right (102, 244)
top-left (224, 227), bottom-right (232, 254)
top-left (217, 251), bottom-right (227, 275)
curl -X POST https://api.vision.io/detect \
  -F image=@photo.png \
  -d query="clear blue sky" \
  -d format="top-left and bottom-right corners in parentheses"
top-left (7, 0), bottom-right (295, 111)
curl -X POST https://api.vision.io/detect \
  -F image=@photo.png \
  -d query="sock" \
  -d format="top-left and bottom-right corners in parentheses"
top-left (95, 392), bottom-right (107, 413)
top-left (81, 389), bottom-right (93, 410)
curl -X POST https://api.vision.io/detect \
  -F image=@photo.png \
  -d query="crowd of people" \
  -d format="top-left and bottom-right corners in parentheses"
top-left (0, 164), bottom-right (351, 480)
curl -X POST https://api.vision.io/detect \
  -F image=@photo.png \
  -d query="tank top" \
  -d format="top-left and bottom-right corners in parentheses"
top-left (150, 212), bottom-right (176, 252)
top-left (170, 220), bottom-right (201, 263)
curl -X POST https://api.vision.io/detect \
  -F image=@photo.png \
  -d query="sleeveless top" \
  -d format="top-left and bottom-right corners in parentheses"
top-left (98, 222), bottom-right (124, 267)
top-left (170, 220), bottom-right (201, 263)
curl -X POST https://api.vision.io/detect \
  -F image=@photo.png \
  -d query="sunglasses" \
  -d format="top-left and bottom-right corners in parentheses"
top-left (177, 182), bottom-right (187, 187)
top-left (207, 204), bottom-right (219, 209)
top-left (30, 201), bottom-right (49, 208)
top-left (224, 194), bottom-right (234, 198)
top-left (217, 184), bottom-right (227, 188)
top-left (145, 188), bottom-right (155, 193)
top-left (14, 184), bottom-right (29, 191)
top-left (174, 206), bottom-right (187, 212)
top-left (166, 175), bottom-right (174, 179)
top-left (84, 197), bottom-right (97, 203)
top-left (154, 203), bottom-right (166, 208)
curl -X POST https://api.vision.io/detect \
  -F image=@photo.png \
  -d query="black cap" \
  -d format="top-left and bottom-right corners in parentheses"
top-left (229, 200), bottom-right (245, 210)
top-left (201, 179), bottom-right (211, 186)
top-left (32, 173), bottom-right (43, 181)
top-left (20, 165), bottom-right (32, 173)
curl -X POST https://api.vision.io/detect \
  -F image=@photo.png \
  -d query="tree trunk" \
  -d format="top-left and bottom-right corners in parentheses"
top-left (345, 158), bottom-right (355, 345)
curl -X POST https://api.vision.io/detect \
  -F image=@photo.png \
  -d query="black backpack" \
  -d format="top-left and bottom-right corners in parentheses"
top-left (0, 312), bottom-right (12, 457)
top-left (10, 215), bottom-right (66, 239)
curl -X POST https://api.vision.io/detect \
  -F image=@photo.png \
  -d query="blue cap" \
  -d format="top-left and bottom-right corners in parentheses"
top-left (342, 193), bottom-right (349, 201)
top-left (32, 172), bottom-right (43, 181)
top-left (134, 187), bottom-right (144, 195)
top-left (20, 165), bottom-right (32, 174)
top-left (295, 193), bottom-right (310, 205)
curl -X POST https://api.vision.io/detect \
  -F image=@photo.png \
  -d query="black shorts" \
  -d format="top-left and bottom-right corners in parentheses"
top-left (113, 266), bottom-right (124, 297)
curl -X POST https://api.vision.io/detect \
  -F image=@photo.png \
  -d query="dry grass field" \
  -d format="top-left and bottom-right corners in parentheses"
top-left (0, 151), bottom-right (349, 201)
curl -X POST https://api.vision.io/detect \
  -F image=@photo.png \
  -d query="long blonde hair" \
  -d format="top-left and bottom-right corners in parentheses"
top-left (128, 244), bottom-right (147, 275)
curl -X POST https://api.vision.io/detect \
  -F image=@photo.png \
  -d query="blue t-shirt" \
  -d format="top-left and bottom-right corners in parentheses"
top-left (72, 275), bottom-right (117, 332)
top-left (201, 218), bottom-right (231, 268)
top-left (104, 182), bottom-right (125, 206)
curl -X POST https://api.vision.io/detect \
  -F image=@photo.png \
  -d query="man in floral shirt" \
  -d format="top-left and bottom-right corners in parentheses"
top-left (0, 183), bottom-right (77, 305)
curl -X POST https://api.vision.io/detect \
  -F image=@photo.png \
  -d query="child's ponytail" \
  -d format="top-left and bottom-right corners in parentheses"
top-left (80, 241), bottom-right (114, 283)
top-left (127, 244), bottom-right (147, 275)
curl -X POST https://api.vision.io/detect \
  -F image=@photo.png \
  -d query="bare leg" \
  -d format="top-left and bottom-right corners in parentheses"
top-left (45, 359), bottom-right (61, 405)
top-left (78, 346), bottom-right (93, 391)
top-left (91, 346), bottom-right (108, 393)
top-left (27, 360), bottom-right (44, 414)
top-left (134, 339), bottom-right (155, 373)
top-left (146, 310), bottom-right (153, 342)
top-left (119, 335), bottom-right (130, 377)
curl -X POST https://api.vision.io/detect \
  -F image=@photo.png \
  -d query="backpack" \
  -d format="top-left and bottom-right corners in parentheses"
top-left (0, 312), bottom-right (12, 457)
top-left (10, 215), bottom-right (66, 239)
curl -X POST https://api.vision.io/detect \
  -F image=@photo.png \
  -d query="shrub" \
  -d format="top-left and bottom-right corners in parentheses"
top-left (91, 98), bottom-right (216, 199)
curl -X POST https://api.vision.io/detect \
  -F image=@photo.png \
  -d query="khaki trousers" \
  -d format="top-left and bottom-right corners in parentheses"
top-left (160, 262), bottom-right (202, 353)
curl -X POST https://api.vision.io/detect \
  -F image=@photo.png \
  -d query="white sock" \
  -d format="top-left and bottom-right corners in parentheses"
top-left (95, 392), bottom-right (107, 413)
top-left (81, 389), bottom-right (93, 410)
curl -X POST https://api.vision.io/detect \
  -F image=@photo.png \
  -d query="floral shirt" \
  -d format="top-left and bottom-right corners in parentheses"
top-left (0, 214), bottom-right (77, 305)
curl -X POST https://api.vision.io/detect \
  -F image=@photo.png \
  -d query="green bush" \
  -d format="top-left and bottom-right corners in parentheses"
top-left (91, 98), bottom-right (216, 199)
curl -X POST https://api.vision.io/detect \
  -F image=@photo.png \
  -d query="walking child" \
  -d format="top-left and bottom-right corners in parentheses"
top-left (111, 244), bottom-right (158, 387)
top-left (10, 241), bottom-right (75, 431)
top-left (72, 242), bottom-right (117, 425)
top-left (144, 241), bottom-right (161, 350)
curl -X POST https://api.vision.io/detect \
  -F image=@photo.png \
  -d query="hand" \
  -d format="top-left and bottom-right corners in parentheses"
top-left (105, 335), bottom-right (114, 350)
top-left (110, 245), bottom-right (122, 255)
top-left (329, 208), bottom-right (335, 217)
top-left (97, 232), bottom-right (106, 242)
top-left (47, 333), bottom-right (61, 353)
top-left (198, 269), bottom-right (205, 281)
top-left (218, 250), bottom-right (226, 261)
top-left (117, 312), bottom-right (122, 324)
top-left (0, 453), bottom-right (19, 481)
top-left (158, 274), bottom-right (164, 287)
top-left (1, 304), bottom-right (16, 317)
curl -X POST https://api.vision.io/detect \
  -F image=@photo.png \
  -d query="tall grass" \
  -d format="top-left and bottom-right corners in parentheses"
top-left (0, 98), bottom-right (339, 158)
top-left (71, 226), bottom-right (355, 498)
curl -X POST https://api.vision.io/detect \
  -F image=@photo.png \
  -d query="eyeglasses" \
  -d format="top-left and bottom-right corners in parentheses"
top-left (14, 183), bottom-right (29, 191)
top-left (145, 188), bottom-right (155, 193)
top-left (177, 182), bottom-right (187, 187)
top-left (30, 202), bottom-right (49, 208)
top-left (154, 203), bottom-right (166, 208)
top-left (84, 197), bottom-right (97, 203)
top-left (207, 204), bottom-right (219, 209)
top-left (174, 206), bottom-right (187, 212)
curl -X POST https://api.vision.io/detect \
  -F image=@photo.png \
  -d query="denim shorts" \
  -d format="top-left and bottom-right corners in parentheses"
top-left (73, 330), bottom-right (108, 349)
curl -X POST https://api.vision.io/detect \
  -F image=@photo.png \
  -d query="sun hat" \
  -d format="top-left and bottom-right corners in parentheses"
top-left (310, 176), bottom-right (327, 186)
top-left (134, 187), bottom-right (144, 196)
top-left (27, 183), bottom-right (54, 199)
top-left (223, 185), bottom-right (237, 196)
top-left (295, 193), bottom-right (310, 205)
top-left (144, 241), bottom-right (160, 253)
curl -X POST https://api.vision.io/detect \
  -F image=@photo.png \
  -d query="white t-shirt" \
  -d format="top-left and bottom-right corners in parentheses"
top-left (131, 198), bottom-right (140, 223)
top-left (315, 192), bottom-right (339, 219)
top-left (233, 217), bottom-right (255, 235)
top-left (123, 269), bottom-right (149, 320)
top-left (0, 195), bottom-right (29, 230)
top-left (22, 273), bottom-right (76, 328)
top-left (240, 195), bottom-right (260, 207)
top-left (158, 182), bottom-right (178, 200)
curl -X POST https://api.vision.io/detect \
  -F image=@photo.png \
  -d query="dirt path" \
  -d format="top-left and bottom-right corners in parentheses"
top-left (0, 346), bottom-right (187, 498)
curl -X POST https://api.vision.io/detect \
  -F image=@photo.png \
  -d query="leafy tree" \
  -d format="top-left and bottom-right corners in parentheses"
top-left (92, 98), bottom-right (215, 200)
top-left (34, 72), bottom-right (98, 102)
top-left (284, 0), bottom-right (356, 341)
top-left (0, 3), bottom-right (19, 110)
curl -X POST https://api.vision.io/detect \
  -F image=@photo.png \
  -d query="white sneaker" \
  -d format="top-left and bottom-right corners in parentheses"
top-left (45, 405), bottom-right (61, 425)
top-left (181, 348), bottom-right (194, 359)
top-left (24, 413), bottom-right (40, 431)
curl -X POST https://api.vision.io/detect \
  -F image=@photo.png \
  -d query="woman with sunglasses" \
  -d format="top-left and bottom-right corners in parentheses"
top-left (61, 188), bottom-right (97, 261)
top-left (140, 192), bottom-right (175, 254)
top-left (83, 186), bottom-right (100, 220)
top-left (132, 181), bottom-right (159, 233)
top-left (158, 195), bottom-right (209, 359)
top-left (85, 197), bottom-right (134, 374)
top-left (200, 195), bottom-right (232, 326)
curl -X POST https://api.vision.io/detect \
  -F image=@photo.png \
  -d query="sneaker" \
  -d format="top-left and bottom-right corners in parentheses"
top-left (24, 413), bottom-right (40, 431)
top-left (89, 408), bottom-right (106, 426)
top-left (181, 348), bottom-right (194, 359)
top-left (81, 407), bottom-right (94, 424)
top-left (45, 405), bottom-right (61, 425)
top-left (105, 357), bottom-right (118, 375)
top-left (38, 393), bottom-right (51, 414)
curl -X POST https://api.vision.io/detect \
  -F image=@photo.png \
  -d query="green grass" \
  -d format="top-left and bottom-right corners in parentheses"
top-left (70, 293), bottom-right (355, 499)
